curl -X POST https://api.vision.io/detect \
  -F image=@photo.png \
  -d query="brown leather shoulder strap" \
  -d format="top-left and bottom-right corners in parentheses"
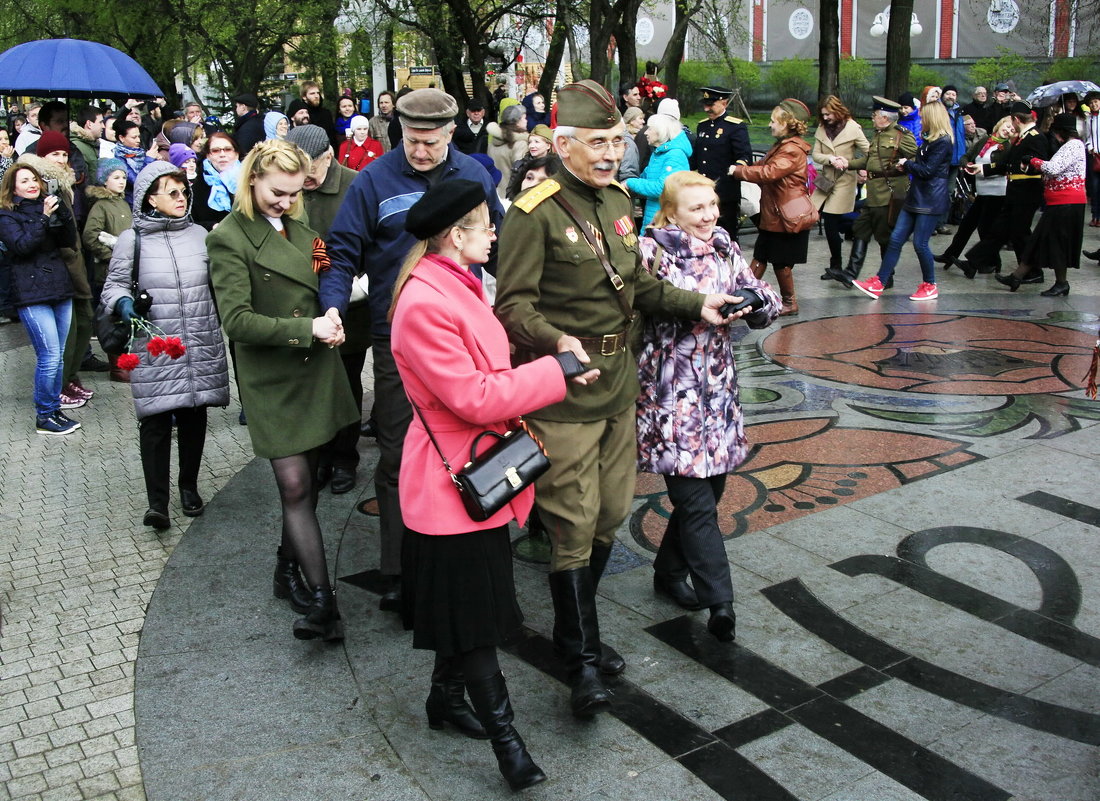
top-left (551, 193), bottom-right (635, 323)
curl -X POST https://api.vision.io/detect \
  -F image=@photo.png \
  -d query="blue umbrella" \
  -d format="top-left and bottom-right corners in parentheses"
top-left (0, 38), bottom-right (163, 99)
top-left (1026, 80), bottom-right (1100, 108)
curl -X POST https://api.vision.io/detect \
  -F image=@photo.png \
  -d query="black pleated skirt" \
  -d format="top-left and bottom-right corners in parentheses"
top-left (1022, 203), bottom-right (1085, 270)
top-left (401, 526), bottom-right (524, 657)
top-left (753, 228), bottom-right (810, 266)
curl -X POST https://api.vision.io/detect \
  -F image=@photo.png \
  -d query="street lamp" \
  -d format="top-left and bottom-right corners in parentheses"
top-left (869, 7), bottom-right (923, 37)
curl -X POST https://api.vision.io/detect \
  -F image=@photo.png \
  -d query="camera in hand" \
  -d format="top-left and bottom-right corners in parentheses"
top-left (133, 289), bottom-right (153, 316)
top-left (719, 287), bottom-right (764, 318)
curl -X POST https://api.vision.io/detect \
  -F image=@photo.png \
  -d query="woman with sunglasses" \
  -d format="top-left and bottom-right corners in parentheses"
top-left (101, 161), bottom-right (229, 529)
top-left (191, 132), bottom-right (241, 231)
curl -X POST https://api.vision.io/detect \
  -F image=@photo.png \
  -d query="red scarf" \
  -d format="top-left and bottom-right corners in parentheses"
top-left (423, 253), bottom-right (484, 302)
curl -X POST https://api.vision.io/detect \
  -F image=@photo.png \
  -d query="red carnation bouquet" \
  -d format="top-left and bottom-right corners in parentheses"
top-left (118, 317), bottom-right (187, 370)
top-left (636, 75), bottom-right (668, 103)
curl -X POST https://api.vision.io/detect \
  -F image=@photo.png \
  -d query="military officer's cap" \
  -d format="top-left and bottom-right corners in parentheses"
top-left (396, 88), bottom-right (460, 129)
top-left (1010, 100), bottom-right (1033, 116)
top-left (871, 95), bottom-right (901, 113)
top-left (700, 87), bottom-right (733, 103)
top-left (556, 80), bottom-right (621, 129)
top-left (404, 179), bottom-right (486, 239)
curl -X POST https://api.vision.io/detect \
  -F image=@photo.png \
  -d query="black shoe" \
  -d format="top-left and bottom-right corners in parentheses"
top-left (359, 418), bottom-right (377, 438)
top-left (1083, 248), bottom-right (1100, 261)
top-left (378, 576), bottom-right (402, 612)
top-left (821, 267), bottom-right (849, 286)
top-left (959, 261), bottom-right (977, 280)
top-left (653, 573), bottom-right (702, 610)
top-left (330, 467), bottom-right (356, 495)
top-left (933, 253), bottom-right (954, 267)
top-left (466, 672), bottom-right (548, 792)
top-left (1021, 273), bottom-right (1043, 285)
top-left (549, 568), bottom-right (612, 718)
top-left (316, 463), bottom-right (333, 490)
top-left (1040, 282), bottom-right (1070, 297)
top-left (80, 354), bottom-right (110, 372)
top-left (883, 276), bottom-right (894, 290)
top-left (273, 546), bottom-right (312, 613)
top-left (977, 263), bottom-right (999, 274)
top-left (934, 225), bottom-right (952, 235)
top-left (180, 488), bottom-right (205, 517)
top-left (707, 603), bottom-right (737, 642)
top-left (995, 273), bottom-right (1021, 292)
top-left (143, 508), bottom-right (170, 530)
top-left (293, 586), bottom-right (344, 641)
top-left (426, 656), bottom-right (489, 739)
top-left (599, 643), bottom-right (626, 676)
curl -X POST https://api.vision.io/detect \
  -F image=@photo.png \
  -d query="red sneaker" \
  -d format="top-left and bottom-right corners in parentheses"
top-left (853, 276), bottom-right (884, 298)
top-left (909, 282), bottom-right (939, 301)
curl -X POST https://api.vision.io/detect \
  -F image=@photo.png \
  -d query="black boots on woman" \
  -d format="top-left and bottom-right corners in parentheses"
top-left (426, 656), bottom-right (488, 739)
top-left (273, 546), bottom-right (312, 613)
top-left (292, 587), bottom-right (344, 641)
top-left (466, 672), bottom-right (547, 792)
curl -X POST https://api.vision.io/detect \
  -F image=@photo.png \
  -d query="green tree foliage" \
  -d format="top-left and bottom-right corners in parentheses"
top-left (767, 58), bottom-right (816, 102)
top-left (1043, 56), bottom-right (1099, 84)
top-left (908, 63), bottom-right (945, 94)
top-left (968, 47), bottom-right (1035, 92)
top-left (838, 56), bottom-right (874, 110)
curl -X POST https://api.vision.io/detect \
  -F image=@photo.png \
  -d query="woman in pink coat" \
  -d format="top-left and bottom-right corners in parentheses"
top-left (390, 180), bottom-right (598, 793)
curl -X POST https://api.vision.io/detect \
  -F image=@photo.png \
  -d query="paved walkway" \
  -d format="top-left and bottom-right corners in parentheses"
top-left (2, 228), bottom-right (1099, 801)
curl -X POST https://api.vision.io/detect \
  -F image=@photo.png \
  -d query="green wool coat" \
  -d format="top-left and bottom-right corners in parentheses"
top-left (207, 209), bottom-right (359, 459)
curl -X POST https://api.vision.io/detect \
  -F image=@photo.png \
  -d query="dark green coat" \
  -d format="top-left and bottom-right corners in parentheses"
top-left (207, 210), bottom-right (359, 459)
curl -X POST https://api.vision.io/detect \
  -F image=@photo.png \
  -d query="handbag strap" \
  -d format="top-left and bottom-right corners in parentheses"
top-left (408, 398), bottom-right (457, 478)
top-left (130, 228), bottom-right (142, 289)
top-left (551, 193), bottom-right (635, 324)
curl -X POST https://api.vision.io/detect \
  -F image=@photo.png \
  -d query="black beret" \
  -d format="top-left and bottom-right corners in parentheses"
top-left (1011, 100), bottom-right (1034, 116)
top-left (404, 179), bottom-right (486, 240)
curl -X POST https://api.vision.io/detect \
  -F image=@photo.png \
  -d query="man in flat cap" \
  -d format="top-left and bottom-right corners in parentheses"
top-left (693, 87), bottom-right (752, 240)
top-left (494, 79), bottom-right (739, 721)
top-left (232, 92), bottom-right (265, 156)
top-left (320, 88), bottom-right (504, 617)
top-left (823, 96), bottom-right (917, 287)
top-left (963, 100), bottom-right (1050, 282)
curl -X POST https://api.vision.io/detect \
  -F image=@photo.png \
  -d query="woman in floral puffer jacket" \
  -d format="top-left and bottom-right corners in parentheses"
top-left (636, 171), bottom-right (780, 643)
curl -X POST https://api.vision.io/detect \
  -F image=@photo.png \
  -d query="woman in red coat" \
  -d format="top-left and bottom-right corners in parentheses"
top-left (336, 115), bottom-right (382, 171)
top-left (390, 180), bottom-right (597, 793)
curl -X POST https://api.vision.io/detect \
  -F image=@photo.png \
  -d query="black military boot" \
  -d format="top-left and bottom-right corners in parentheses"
top-left (835, 238), bottom-right (868, 288)
top-left (587, 544), bottom-right (626, 676)
top-left (292, 586), bottom-right (344, 642)
top-left (273, 546), bottom-right (312, 613)
top-left (549, 568), bottom-right (611, 718)
top-left (466, 672), bottom-right (547, 791)
top-left (426, 654), bottom-right (489, 739)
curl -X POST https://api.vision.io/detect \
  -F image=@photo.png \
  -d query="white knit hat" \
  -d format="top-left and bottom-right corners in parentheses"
top-left (657, 98), bottom-right (681, 120)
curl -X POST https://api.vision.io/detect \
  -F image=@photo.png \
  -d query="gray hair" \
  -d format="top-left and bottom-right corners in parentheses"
top-left (501, 104), bottom-right (526, 129)
top-left (876, 110), bottom-right (898, 124)
top-left (644, 114), bottom-right (680, 146)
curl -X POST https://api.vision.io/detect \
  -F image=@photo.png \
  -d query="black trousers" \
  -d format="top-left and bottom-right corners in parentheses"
top-left (966, 185), bottom-right (1042, 268)
top-left (139, 406), bottom-right (208, 513)
top-left (319, 348), bottom-right (366, 471)
top-left (942, 195), bottom-right (1005, 263)
top-left (653, 474), bottom-right (734, 607)
top-left (372, 337), bottom-right (412, 576)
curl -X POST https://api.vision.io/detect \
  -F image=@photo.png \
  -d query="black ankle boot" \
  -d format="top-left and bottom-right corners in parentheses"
top-left (707, 603), bottom-right (736, 642)
top-left (549, 568), bottom-right (611, 718)
top-left (293, 586), bottom-right (344, 642)
top-left (466, 672), bottom-right (547, 791)
top-left (273, 547), bottom-right (312, 613)
top-left (995, 273), bottom-right (1022, 292)
top-left (587, 544), bottom-right (626, 676)
top-left (1040, 282), bottom-right (1070, 297)
top-left (426, 656), bottom-right (489, 739)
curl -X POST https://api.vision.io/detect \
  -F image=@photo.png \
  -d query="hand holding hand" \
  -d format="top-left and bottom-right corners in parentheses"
top-left (312, 315), bottom-right (344, 346)
top-left (555, 335), bottom-right (599, 384)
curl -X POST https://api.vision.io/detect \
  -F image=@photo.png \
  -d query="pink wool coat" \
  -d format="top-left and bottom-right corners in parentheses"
top-left (392, 255), bottom-right (568, 535)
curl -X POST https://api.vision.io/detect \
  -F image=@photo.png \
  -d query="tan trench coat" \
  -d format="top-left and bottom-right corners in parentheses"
top-left (810, 119), bottom-right (870, 214)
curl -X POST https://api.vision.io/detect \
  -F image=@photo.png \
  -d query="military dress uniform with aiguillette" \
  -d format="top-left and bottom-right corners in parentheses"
top-left (965, 118), bottom-right (1051, 273)
top-left (695, 110), bottom-right (752, 239)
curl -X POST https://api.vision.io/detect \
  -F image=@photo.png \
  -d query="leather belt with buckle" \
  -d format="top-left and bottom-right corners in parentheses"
top-left (577, 330), bottom-right (628, 356)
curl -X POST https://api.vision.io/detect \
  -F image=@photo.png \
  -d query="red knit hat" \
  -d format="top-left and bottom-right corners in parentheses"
top-left (35, 130), bottom-right (71, 157)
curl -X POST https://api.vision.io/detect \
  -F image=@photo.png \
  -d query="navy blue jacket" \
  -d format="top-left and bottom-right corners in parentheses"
top-left (0, 198), bottom-right (76, 307)
top-left (320, 143), bottom-right (504, 337)
top-left (903, 136), bottom-right (952, 216)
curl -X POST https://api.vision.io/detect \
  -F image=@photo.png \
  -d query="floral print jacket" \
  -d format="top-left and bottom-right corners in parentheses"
top-left (636, 225), bottom-right (781, 478)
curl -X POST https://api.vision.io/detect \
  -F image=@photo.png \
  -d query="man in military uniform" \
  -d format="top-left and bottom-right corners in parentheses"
top-left (965, 100), bottom-right (1050, 283)
top-left (823, 96), bottom-right (917, 287)
top-left (494, 80), bottom-right (739, 720)
top-left (693, 87), bottom-right (752, 240)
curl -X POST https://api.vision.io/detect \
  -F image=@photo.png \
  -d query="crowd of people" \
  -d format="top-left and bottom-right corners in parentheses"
top-left (0, 69), bottom-right (1095, 792)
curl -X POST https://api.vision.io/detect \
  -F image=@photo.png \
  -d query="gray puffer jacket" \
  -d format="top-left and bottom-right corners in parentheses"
top-left (101, 161), bottom-right (229, 418)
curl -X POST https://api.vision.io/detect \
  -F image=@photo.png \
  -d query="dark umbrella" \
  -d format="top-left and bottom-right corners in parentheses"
top-left (1026, 80), bottom-right (1100, 108)
top-left (0, 38), bottom-right (162, 99)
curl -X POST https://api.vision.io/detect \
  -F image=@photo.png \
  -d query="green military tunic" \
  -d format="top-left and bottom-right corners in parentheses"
top-left (848, 122), bottom-right (918, 208)
top-left (494, 167), bottom-right (704, 424)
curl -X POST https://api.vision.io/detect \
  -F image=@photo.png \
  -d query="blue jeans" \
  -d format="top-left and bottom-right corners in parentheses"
top-left (18, 299), bottom-right (73, 417)
top-left (876, 209), bottom-right (938, 285)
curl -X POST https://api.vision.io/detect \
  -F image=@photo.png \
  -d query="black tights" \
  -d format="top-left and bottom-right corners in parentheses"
top-left (270, 450), bottom-right (330, 591)
top-left (459, 646), bottom-right (500, 682)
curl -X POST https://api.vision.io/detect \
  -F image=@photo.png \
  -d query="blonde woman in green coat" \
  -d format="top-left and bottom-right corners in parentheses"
top-left (208, 140), bottom-right (359, 642)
